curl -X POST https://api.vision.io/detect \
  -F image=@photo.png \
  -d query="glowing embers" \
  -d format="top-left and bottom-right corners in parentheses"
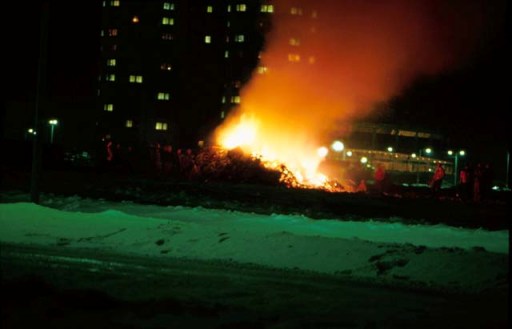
top-left (216, 114), bottom-right (334, 190)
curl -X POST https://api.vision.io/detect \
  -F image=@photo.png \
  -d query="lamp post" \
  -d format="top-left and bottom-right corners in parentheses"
top-left (448, 149), bottom-right (465, 186)
top-left (416, 147), bottom-right (432, 184)
top-left (48, 119), bottom-right (58, 144)
top-left (331, 140), bottom-right (344, 159)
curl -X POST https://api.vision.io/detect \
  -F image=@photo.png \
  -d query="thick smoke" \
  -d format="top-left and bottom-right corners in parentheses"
top-left (220, 0), bottom-right (493, 139)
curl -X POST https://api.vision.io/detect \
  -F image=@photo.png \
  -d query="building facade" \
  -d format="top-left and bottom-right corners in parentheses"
top-left (97, 0), bottom-right (271, 148)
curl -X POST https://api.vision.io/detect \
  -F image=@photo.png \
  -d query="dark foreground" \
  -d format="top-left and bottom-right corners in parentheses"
top-left (1, 243), bottom-right (508, 329)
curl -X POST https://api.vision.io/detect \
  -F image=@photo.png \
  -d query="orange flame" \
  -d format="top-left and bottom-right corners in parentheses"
top-left (216, 112), bottom-right (329, 188)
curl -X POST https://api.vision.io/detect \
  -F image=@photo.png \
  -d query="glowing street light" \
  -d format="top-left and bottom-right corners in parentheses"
top-left (331, 140), bottom-right (344, 152)
top-left (416, 147), bottom-right (433, 184)
top-left (48, 119), bottom-right (58, 144)
top-left (360, 156), bottom-right (368, 164)
top-left (317, 146), bottom-right (328, 158)
top-left (387, 146), bottom-right (393, 152)
top-left (448, 149), bottom-right (465, 186)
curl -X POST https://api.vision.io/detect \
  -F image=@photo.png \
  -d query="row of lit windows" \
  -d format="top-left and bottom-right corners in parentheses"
top-left (103, 28), bottom-right (253, 44)
top-left (113, 120), bottom-right (168, 131)
top-left (257, 66), bottom-right (268, 74)
top-left (104, 1), bottom-right (175, 11)
top-left (104, 74), bottom-right (143, 83)
top-left (163, 3), bottom-right (175, 10)
top-left (129, 75), bottom-right (143, 83)
top-left (103, 2), bottom-right (273, 15)
top-left (103, 118), bottom-right (169, 131)
top-left (288, 54), bottom-right (300, 63)
top-left (289, 38), bottom-right (300, 46)
top-left (290, 7), bottom-right (317, 18)
top-left (106, 59), bottom-right (173, 71)
top-left (157, 92), bottom-right (170, 100)
top-left (221, 96), bottom-right (241, 104)
top-left (162, 17), bottom-right (174, 25)
top-left (205, 34), bottom-right (244, 44)
top-left (261, 5), bottom-right (274, 13)
top-left (102, 0), bottom-right (120, 7)
top-left (286, 54), bottom-right (316, 64)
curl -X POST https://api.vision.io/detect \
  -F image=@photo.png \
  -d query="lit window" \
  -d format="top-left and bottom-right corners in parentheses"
top-left (126, 120), bottom-right (133, 128)
top-left (221, 96), bottom-right (226, 104)
top-left (132, 16), bottom-right (139, 23)
top-left (290, 7), bottom-right (303, 15)
top-left (111, 44), bottom-right (117, 51)
top-left (288, 54), bottom-right (301, 62)
top-left (221, 111), bottom-right (225, 119)
top-left (289, 38), bottom-right (300, 46)
top-left (224, 50), bottom-right (229, 58)
top-left (100, 30), bottom-right (104, 37)
top-left (163, 2), bottom-right (174, 10)
top-left (155, 122), bottom-right (168, 131)
top-left (261, 5), bottom-right (274, 13)
top-left (206, 5), bottom-right (213, 13)
top-left (235, 34), bottom-right (244, 42)
top-left (227, 5), bottom-right (231, 12)
top-left (308, 56), bottom-right (316, 64)
top-left (161, 33), bottom-right (173, 40)
top-left (160, 63), bottom-right (172, 71)
top-left (129, 75), bottom-right (143, 83)
top-left (157, 92), bottom-right (170, 100)
top-left (257, 66), bottom-right (268, 74)
top-left (107, 58), bottom-right (116, 66)
top-left (231, 96), bottom-right (241, 104)
top-left (110, 0), bottom-right (120, 7)
top-left (227, 21), bottom-right (231, 27)
top-left (102, 1), bottom-right (106, 7)
top-left (236, 4), bottom-right (246, 12)
top-left (108, 29), bottom-right (118, 36)
top-left (205, 35), bottom-right (211, 44)
top-left (162, 17), bottom-right (174, 25)
top-left (106, 74), bottom-right (116, 81)
top-left (104, 104), bottom-right (114, 112)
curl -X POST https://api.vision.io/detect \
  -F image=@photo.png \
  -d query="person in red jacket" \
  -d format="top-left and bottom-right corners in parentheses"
top-left (374, 163), bottom-right (387, 194)
top-left (430, 162), bottom-right (445, 196)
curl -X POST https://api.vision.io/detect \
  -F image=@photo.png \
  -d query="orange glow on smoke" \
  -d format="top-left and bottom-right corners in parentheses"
top-left (215, 0), bottom-right (491, 189)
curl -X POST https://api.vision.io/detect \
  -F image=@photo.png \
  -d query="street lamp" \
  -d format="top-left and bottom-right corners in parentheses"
top-left (331, 140), bottom-right (344, 152)
top-left (416, 147), bottom-right (432, 184)
top-left (448, 149), bottom-right (465, 186)
top-left (48, 119), bottom-right (58, 144)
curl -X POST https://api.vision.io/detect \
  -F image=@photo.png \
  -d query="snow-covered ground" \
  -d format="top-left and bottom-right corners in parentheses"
top-left (0, 194), bottom-right (508, 294)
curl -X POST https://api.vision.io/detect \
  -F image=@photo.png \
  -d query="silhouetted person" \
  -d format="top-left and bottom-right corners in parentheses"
top-left (473, 163), bottom-right (483, 203)
top-left (374, 163), bottom-right (387, 194)
top-left (458, 165), bottom-right (471, 201)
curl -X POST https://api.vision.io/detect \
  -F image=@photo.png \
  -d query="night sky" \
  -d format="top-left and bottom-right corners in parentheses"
top-left (4, 1), bottom-right (510, 158)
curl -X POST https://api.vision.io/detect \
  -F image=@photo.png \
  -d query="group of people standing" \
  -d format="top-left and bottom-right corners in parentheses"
top-left (458, 163), bottom-right (494, 203)
top-left (372, 161), bottom-right (494, 202)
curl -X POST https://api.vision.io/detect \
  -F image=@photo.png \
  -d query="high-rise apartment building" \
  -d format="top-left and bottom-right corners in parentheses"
top-left (97, 0), bottom-right (271, 148)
